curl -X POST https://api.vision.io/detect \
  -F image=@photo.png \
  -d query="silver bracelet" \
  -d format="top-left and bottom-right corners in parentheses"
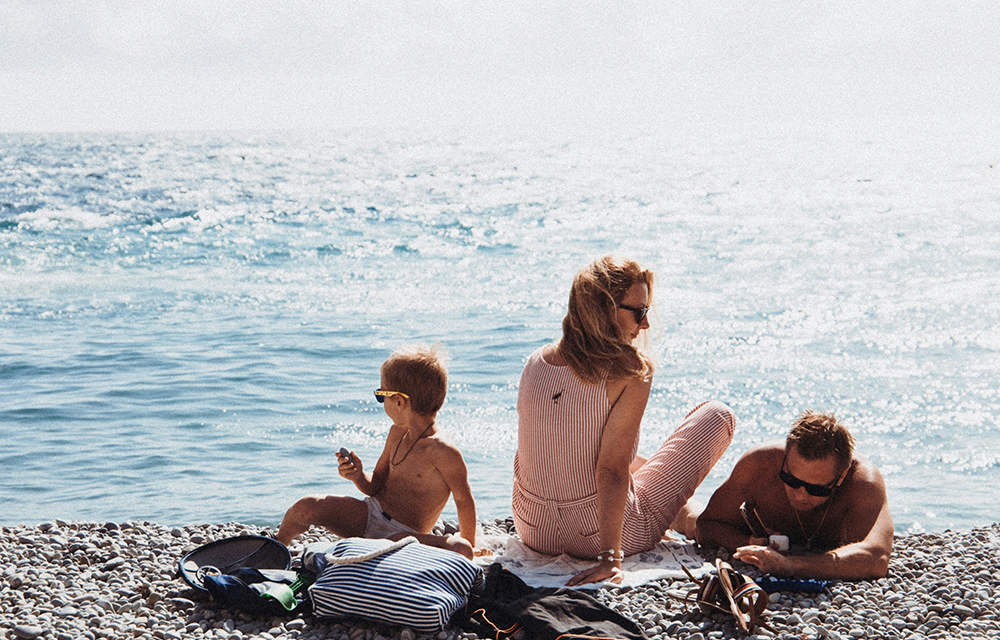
top-left (596, 549), bottom-right (623, 562)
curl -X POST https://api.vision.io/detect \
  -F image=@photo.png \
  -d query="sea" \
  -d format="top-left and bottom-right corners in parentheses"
top-left (2, 122), bottom-right (998, 535)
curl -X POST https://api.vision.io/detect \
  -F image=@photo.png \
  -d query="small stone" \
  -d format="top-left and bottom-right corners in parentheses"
top-left (171, 528), bottom-right (184, 538)
top-left (13, 626), bottom-right (45, 639)
top-left (953, 605), bottom-right (975, 618)
top-left (286, 620), bottom-right (306, 631)
top-left (400, 629), bottom-right (415, 640)
top-left (168, 597), bottom-right (195, 611)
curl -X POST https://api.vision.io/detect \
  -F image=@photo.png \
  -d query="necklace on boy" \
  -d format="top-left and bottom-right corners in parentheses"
top-left (391, 422), bottom-right (434, 466)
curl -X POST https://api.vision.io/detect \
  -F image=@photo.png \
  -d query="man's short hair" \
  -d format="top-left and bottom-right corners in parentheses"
top-left (380, 344), bottom-right (448, 416)
top-left (786, 410), bottom-right (855, 473)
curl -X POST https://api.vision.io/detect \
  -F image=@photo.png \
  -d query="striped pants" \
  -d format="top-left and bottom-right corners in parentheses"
top-left (513, 400), bottom-right (735, 557)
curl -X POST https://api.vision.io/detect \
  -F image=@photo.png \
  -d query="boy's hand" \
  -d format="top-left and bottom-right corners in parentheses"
top-left (338, 449), bottom-right (363, 482)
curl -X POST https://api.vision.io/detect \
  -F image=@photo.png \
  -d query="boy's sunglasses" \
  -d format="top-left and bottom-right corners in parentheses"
top-left (618, 303), bottom-right (650, 324)
top-left (374, 389), bottom-right (410, 403)
top-left (778, 454), bottom-right (839, 497)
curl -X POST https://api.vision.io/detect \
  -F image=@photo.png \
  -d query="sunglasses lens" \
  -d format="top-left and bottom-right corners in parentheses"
top-left (635, 307), bottom-right (648, 323)
top-left (780, 469), bottom-right (833, 497)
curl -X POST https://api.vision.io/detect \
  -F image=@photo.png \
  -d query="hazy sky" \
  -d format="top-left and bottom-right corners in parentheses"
top-left (2, 0), bottom-right (997, 132)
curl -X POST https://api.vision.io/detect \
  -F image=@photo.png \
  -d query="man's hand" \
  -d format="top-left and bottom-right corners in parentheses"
top-left (338, 450), bottom-right (364, 482)
top-left (566, 562), bottom-right (623, 587)
top-left (733, 544), bottom-right (789, 574)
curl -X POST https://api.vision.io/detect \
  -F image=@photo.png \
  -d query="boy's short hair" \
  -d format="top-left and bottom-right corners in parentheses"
top-left (786, 410), bottom-right (856, 474)
top-left (380, 344), bottom-right (448, 416)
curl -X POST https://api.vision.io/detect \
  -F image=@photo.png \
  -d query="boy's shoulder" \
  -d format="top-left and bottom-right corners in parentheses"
top-left (418, 427), bottom-right (465, 460)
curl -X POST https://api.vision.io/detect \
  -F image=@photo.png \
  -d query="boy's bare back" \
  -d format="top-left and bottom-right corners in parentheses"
top-left (370, 423), bottom-right (470, 534)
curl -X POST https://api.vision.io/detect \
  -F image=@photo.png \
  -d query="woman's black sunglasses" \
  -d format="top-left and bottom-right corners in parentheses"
top-left (618, 303), bottom-right (649, 324)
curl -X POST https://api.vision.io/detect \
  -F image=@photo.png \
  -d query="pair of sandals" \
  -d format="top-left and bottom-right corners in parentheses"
top-left (668, 558), bottom-right (774, 635)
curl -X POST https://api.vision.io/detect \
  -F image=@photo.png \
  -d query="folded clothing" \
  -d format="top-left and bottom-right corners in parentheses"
top-left (455, 563), bottom-right (648, 640)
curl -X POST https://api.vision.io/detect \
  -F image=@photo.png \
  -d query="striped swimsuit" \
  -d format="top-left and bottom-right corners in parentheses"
top-left (512, 346), bottom-right (735, 557)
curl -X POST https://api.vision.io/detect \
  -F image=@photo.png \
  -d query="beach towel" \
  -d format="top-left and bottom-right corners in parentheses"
top-left (474, 532), bottom-right (712, 589)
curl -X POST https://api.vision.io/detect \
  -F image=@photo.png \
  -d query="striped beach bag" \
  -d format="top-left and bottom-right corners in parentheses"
top-left (307, 537), bottom-right (484, 632)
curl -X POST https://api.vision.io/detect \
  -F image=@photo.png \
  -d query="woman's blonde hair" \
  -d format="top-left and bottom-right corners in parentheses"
top-left (557, 255), bottom-right (654, 384)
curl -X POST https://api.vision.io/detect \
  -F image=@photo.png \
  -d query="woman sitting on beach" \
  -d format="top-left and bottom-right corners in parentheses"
top-left (512, 255), bottom-right (736, 585)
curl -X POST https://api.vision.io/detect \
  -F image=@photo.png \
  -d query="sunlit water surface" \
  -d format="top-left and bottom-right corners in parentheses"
top-left (2, 125), bottom-right (998, 534)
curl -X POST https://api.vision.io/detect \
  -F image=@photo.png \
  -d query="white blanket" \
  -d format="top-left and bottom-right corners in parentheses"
top-left (473, 533), bottom-right (712, 590)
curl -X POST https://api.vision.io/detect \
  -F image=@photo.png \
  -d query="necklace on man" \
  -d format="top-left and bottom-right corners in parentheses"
top-left (391, 422), bottom-right (434, 466)
top-left (794, 497), bottom-right (834, 551)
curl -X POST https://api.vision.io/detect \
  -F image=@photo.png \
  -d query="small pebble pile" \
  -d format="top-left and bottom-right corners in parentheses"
top-left (3, 519), bottom-right (998, 640)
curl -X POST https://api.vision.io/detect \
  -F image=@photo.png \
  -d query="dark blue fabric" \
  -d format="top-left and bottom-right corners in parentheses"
top-left (203, 568), bottom-right (310, 617)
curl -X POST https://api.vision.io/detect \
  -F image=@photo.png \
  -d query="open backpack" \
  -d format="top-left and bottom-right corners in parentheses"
top-left (179, 534), bottom-right (315, 616)
top-left (667, 558), bottom-right (774, 635)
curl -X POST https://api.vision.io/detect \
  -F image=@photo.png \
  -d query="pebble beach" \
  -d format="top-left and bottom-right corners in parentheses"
top-left (3, 519), bottom-right (999, 640)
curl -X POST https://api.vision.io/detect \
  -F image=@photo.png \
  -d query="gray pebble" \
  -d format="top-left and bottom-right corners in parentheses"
top-left (168, 597), bottom-right (196, 611)
top-left (2, 519), bottom-right (1000, 640)
top-left (13, 626), bottom-right (44, 640)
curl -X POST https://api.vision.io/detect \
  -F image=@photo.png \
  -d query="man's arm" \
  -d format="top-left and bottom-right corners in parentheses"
top-left (696, 448), bottom-right (772, 551)
top-left (734, 469), bottom-right (894, 580)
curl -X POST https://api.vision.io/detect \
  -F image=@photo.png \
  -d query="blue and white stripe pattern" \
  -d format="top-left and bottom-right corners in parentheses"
top-left (309, 538), bottom-right (483, 632)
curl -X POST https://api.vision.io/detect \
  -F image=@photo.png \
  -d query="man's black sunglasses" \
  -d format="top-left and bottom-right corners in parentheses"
top-left (778, 453), bottom-right (839, 497)
top-left (618, 303), bottom-right (649, 324)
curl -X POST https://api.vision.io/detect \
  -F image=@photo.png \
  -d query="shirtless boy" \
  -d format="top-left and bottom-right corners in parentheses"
top-left (276, 345), bottom-right (477, 559)
top-left (697, 410), bottom-right (893, 580)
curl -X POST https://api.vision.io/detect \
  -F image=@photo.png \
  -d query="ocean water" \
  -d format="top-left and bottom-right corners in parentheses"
top-left (2, 125), bottom-right (998, 535)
